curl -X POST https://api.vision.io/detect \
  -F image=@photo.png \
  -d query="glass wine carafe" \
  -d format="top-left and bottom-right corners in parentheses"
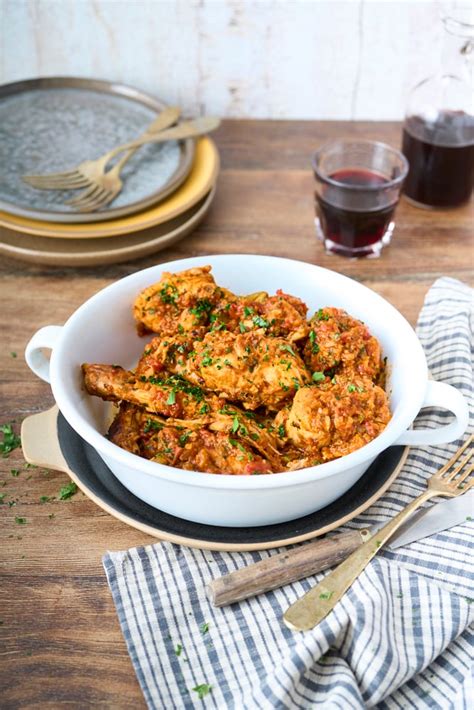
top-left (402, 3), bottom-right (474, 208)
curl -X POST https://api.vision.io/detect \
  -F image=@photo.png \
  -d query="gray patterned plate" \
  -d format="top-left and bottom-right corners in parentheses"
top-left (0, 77), bottom-right (195, 223)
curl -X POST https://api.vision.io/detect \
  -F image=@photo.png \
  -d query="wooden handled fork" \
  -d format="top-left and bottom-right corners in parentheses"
top-left (283, 434), bottom-right (473, 631)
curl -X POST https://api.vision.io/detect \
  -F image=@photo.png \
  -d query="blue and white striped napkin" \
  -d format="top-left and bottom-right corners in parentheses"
top-left (103, 277), bottom-right (473, 709)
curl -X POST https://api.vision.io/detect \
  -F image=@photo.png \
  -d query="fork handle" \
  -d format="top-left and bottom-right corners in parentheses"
top-left (283, 490), bottom-right (436, 631)
top-left (113, 106), bottom-right (181, 173)
top-left (104, 116), bottom-right (220, 163)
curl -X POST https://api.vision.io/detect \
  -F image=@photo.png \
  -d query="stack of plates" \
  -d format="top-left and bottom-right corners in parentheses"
top-left (0, 78), bottom-right (219, 266)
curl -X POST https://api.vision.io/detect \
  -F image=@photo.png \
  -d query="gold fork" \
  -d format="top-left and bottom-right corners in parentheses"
top-left (66, 106), bottom-right (182, 212)
top-left (23, 115), bottom-right (220, 212)
top-left (22, 105), bottom-right (180, 197)
top-left (283, 433), bottom-right (473, 631)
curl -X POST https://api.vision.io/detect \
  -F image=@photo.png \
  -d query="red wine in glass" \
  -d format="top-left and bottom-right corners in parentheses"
top-left (315, 168), bottom-right (399, 257)
top-left (402, 111), bottom-right (474, 208)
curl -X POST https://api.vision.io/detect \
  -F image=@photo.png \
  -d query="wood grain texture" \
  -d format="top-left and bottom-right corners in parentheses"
top-left (0, 119), bottom-right (472, 707)
top-left (207, 529), bottom-right (369, 607)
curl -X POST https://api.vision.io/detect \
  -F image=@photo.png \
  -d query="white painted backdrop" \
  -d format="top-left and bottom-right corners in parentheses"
top-left (1, 0), bottom-right (445, 120)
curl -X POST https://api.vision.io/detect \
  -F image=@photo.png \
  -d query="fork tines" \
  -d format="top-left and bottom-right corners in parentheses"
top-left (440, 433), bottom-right (473, 486)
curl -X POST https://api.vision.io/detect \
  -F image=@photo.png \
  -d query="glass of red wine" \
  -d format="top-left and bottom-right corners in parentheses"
top-left (312, 140), bottom-right (408, 258)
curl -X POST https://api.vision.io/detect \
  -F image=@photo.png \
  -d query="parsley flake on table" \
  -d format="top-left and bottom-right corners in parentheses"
top-left (0, 493), bottom-right (5, 503)
top-left (0, 423), bottom-right (21, 457)
top-left (10, 468), bottom-right (20, 477)
top-left (15, 516), bottom-right (26, 525)
top-left (175, 643), bottom-right (183, 657)
top-left (319, 591), bottom-right (333, 600)
top-left (58, 482), bottom-right (78, 500)
top-left (200, 622), bottom-right (209, 635)
top-left (11, 352), bottom-right (17, 358)
top-left (192, 683), bottom-right (212, 699)
top-left (39, 495), bottom-right (53, 504)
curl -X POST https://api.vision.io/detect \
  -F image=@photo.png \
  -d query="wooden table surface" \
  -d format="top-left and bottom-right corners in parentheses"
top-left (0, 120), bottom-right (472, 707)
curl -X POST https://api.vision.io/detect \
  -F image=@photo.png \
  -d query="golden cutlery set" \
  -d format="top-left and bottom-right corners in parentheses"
top-left (23, 111), bottom-right (220, 212)
top-left (0, 78), bottom-right (221, 265)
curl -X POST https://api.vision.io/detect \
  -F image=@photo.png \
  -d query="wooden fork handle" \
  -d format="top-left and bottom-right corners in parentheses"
top-left (207, 529), bottom-right (371, 607)
top-left (283, 490), bottom-right (436, 631)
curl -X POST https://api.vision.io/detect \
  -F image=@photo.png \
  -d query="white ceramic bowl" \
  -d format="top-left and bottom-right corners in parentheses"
top-left (25, 255), bottom-right (468, 527)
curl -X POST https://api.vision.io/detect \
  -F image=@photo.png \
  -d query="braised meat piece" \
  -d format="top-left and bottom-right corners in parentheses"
top-left (303, 307), bottom-right (382, 381)
top-left (275, 374), bottom-right (390, 462)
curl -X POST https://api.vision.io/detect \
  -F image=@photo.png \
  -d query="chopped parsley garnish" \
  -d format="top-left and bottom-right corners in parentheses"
top-left (175, 643), bottom-right (183, 656)
top-left (231, 416), bottom-right (240, 434)
top-left (347, 384), bottom-right (357, 393)
top-left (278, 424), bottom-right (285, 438)
top-left (200, 622), bottom-right (209, 635)
top-left (201, 355), bottom-right (213, 367)
top-left (229, 438), bottom-right (246, 452)
top-left (39, 495), bottom-right (53, 504)
top-left (192, 683), bottom-right (212, 699)
top-left (0, 493), bottom-right (5, 503)
top-left (244, 306), bottom-right (254, 317)
top-left (179, 432), bottom-right (190, 447)
top-left (315, 308), bottom-right (330, 321)
top-left (177, 324), bottom-right (185, 334)
top-left (312, 372), bottom-right (325, 383)
top-left (280, 344), bottom-right (296, 356)
top-left (190, 298), bottom-right (214, 320)
top-left (0, 423), bottom-right (21, 458)
top-left (58, 481), bottom-right (78, 500)
top-left (15, 516), bottom-right (26, 525)
top-left (148, 374), bottom-right (204, 403)
top-left (144, 419), bottom-right (163, 434)
top-left (10, 468), bottom-right (20, 477)
top-left (199, 403), bottom-right (210, 415)
top-left (166, 390), bottom-right (176, 405)
top-left (159, 283), bottom-right (178, 305)
top-left (253, 315), bottom-right (269, 328)
top-left (239, 322), bottom-right (247, 333)
top-left (219, 405), bottom-right (236, 415)
top-left (11, 352), bottom-right (17, 358)
top-left (309, 330), bottom-right (320, 353)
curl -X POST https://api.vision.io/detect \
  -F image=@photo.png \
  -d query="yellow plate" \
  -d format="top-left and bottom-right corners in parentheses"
top-left (0, 137), bottom-right (218, 239)
top-left (0, 186), bottom-right (216, 267)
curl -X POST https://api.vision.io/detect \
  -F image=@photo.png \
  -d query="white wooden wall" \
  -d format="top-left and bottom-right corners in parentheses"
top-left (0, 0), bottom-right (445, 120)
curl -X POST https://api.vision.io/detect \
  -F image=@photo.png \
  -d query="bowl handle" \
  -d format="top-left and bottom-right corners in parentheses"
top-left (25, 325), bottom-right (63, 384)
top-left (395, 380), bottom-right (469, 446)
